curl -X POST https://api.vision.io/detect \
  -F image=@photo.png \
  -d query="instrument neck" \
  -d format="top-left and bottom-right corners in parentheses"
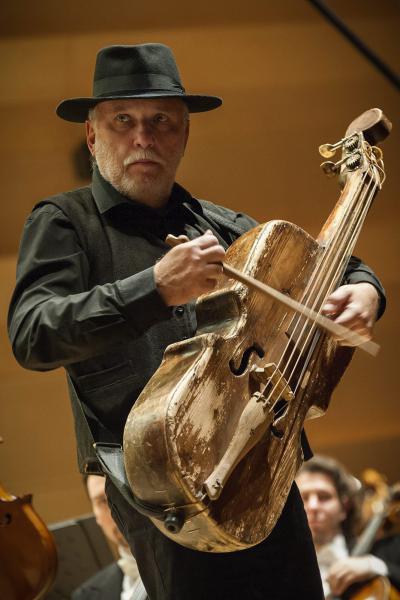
top-left (351, 511), bottom-right (387, 556)
top-left (312, 169), bottom-right (379, 305)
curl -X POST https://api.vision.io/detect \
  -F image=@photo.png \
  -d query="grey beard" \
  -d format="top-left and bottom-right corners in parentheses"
top-left (92, 156), bottom-right (173, 205)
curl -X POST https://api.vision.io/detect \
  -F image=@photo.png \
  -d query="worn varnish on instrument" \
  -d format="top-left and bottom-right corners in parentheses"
top-left (123, 109), bottom-right (391, 552)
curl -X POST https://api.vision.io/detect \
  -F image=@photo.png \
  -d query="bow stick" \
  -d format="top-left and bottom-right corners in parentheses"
top-left (165, 234), bottom-right (379, 357)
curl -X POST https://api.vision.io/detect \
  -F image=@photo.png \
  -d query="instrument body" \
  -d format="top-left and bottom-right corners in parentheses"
top-left (342, 577), bottom-right (392, 600)
top-left (0, 483), bottom-right (58, 600)
top-left (125, 220), bottom-right (353, 551)
top-left (124, 109), bottom-right (389, 552)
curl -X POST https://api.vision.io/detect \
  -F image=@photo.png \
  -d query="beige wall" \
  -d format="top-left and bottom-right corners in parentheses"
top-left (1, 4), bottom-right (399, 524)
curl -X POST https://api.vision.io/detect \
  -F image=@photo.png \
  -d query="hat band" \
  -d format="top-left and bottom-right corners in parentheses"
top-left (94, 73), bottom-right (184, 97)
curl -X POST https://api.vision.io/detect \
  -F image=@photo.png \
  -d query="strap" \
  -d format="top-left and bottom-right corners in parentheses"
top-left (202, 207), bottom-right (250, 238)
top-left (181, 199), bottom-right (250, 248)
top-left (94, 443), bottom-right (165, 520)
top-left (67, 374), bottom-right (165, 520)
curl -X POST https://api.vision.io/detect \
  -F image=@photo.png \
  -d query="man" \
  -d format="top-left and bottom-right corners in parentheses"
top-left (8, 44), bottom-right (385, 599)
top-left (297, 455), bottom-right (400, 598)
top-left (73, 474), bottom-right (148, 600)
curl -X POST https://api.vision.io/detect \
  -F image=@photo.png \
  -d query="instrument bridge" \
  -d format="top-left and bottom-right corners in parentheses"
top-left (250, 363), bottom-right (295, 405)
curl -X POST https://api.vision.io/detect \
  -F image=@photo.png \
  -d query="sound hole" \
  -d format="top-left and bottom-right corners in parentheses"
top-left (229, 343), bottom-right (265, 376)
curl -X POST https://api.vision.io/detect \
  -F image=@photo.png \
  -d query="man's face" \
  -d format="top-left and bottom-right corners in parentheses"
top-left (86, 475), bottom-right (127, 548)
top-left (86, 97), bottom-right (189, 207)
top-left (297, 471), bottom-right (346, 546)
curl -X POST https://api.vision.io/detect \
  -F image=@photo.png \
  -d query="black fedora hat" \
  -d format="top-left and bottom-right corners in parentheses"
top-left (56, 43), bottom-right (222, 122)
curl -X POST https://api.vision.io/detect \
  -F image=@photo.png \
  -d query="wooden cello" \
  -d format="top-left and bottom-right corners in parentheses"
top-left (0, 438), bottom-right (58, 599)
top-left (123, 108), bottom-right (390, 552)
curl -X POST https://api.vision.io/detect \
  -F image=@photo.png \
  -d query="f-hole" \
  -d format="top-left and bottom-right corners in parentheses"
top-left (229, 343), bottom-right (265, 376)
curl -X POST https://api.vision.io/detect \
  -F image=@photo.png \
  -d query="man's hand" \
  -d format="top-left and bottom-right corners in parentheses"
top-left (327, 556), bottom-right (386, 596)
top-left (322, 283), bottom-right (380, 346)
top-left (154, 231), bottom-right (225, 306)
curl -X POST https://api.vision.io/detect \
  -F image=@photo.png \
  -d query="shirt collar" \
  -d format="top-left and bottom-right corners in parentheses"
top-left (91, 166), bottom-right (191, 218)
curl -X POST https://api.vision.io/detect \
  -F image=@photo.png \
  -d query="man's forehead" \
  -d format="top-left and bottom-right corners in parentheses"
top-left (298, 471), bottom-right (336, 492)
top-left (96, 97), bottom-right (187, 115)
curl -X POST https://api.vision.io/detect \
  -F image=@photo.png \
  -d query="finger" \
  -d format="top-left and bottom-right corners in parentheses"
top-left (332, 308), bottom-right (373, 339)
top-left (325, 286), bottom-right (352, 304)
top-left (335, 582), bottom-right (346, 596)
top-left (327, 575), bottom-right (340, 595)
top-left (327, 566), bottom-right (343, 582)
top-left (201, 245), bottom-right (226, 263)
top-left (165, 234), bottom-right (191, 247)
top-left (322, 287), bottom-right (352, 315)
top-left (194, 231), bottom-right (221, 250)
top-left (175, 234), bottom-right (190, 244)
top-left (331, 305), bottom-right (361, 326)
top-left (335, 571), bottom-right (358, 595)
top-left (328, 572), bottom-right (347, 596)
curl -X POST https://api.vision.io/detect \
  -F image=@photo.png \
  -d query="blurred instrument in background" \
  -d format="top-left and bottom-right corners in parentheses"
top-left (0, 436), bottom-right (58, 600)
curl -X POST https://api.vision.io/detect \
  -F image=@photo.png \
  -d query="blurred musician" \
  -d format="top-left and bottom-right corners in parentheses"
top-left (296, 455), bottom-right (400, 598)
top-left (72, 474), bottom-right (147, 600)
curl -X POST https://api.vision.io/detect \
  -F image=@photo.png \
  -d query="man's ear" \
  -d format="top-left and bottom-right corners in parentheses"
top-left (86, 120), bottom-right (96, 156)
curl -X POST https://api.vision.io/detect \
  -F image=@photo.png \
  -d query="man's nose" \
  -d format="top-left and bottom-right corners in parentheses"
top-left (133, 121), bottom-right (155, 148)
top-left (306, 495), bottom-right (320, 510)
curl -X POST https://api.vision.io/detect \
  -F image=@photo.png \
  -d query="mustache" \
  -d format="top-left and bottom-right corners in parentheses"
top-left (123, 151), bottom-right (161, 167)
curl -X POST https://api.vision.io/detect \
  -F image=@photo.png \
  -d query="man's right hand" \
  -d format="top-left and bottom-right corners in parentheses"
top-left (154, 230), bottom-right (225, 306)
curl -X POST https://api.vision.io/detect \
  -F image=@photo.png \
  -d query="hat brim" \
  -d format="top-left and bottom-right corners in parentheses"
top-left (56, 93), bottom-right (222, 122)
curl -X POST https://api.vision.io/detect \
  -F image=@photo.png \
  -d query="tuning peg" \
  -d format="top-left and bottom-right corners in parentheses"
top-left (319, 139), bottom-right (345, 158)
top-left (320, 161), bottom-right (339, 177)
top-left (343, 134), bottom-right (361, 153)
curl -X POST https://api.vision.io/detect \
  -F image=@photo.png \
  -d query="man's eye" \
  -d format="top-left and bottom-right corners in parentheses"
top-left (155, 114), bottom-right (168, 123)
top-left (116, 114), bottom-right (130, 123)
top-left (318, 494), bottom-right (331, 501)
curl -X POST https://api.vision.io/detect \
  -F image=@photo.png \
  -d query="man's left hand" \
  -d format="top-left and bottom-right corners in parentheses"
top-left (327, 556), bottom-right (386, 596)
top-left (322, 283), bottom-right (379, 346)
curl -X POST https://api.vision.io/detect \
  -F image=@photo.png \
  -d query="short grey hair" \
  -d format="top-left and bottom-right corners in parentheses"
top-left (87, 106), bottom-right (96, 122)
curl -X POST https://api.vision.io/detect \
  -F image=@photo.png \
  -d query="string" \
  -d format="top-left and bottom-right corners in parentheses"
top-left (264, 192), bottom-right (372, 441)
top-left (270, 173), bottom-right (377, 421)
top-left (282, 152), bottom-right (381, 383)
top-left (283, 177), bottom-right (376, 397)
top-left (264, 173), bottom-right (370, 406)
top-left (257, 149), bottom-right (380, 434)
top-left (262, 162), bottom-right (380, 477)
